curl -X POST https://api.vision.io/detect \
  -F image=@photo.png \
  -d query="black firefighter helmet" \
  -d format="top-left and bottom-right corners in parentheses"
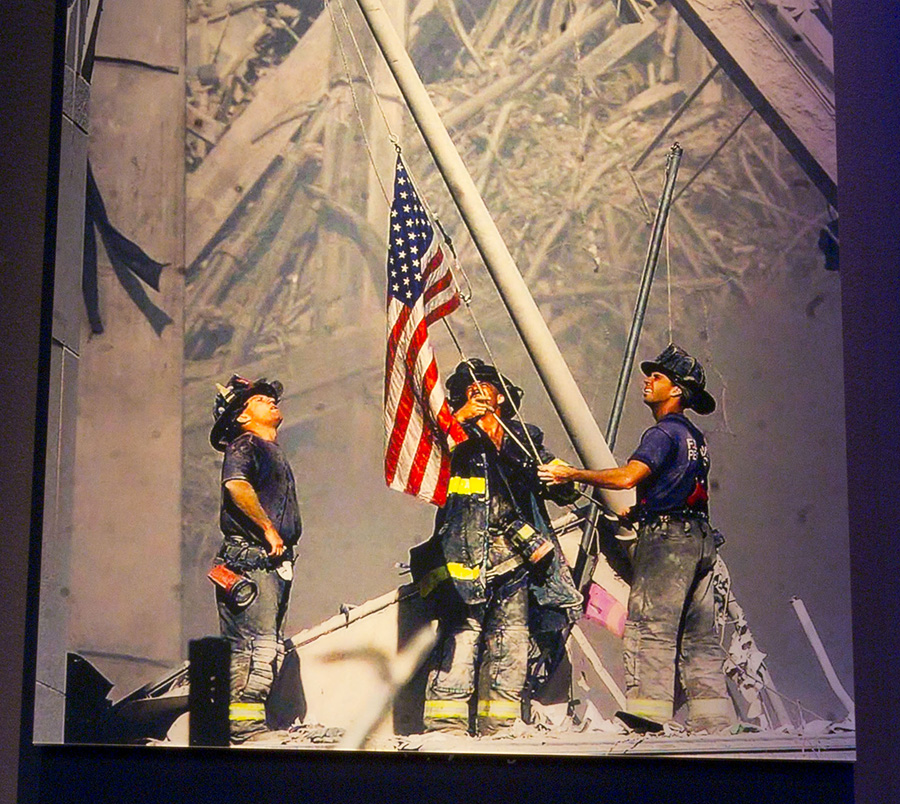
top-left (640, 343), bottom-right (715, 415)
top-left (445, 358), bottom-right (523, 419)
top-left (210, 374), bottom-right (284, 451)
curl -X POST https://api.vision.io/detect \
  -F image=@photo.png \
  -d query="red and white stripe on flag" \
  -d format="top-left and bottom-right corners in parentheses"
top-left (383, 157), bottom-right (466, 506)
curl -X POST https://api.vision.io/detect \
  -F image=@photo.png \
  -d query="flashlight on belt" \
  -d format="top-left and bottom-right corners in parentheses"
top-left (208, 564), bottom-right (258, 608)
top-left (506, 520), bottom-right (554, 566)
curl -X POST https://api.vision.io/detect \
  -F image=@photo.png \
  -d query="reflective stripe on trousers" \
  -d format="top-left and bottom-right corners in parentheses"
top-left (477, 698), bottom-right (521, 720)
top-left (217, 562), bottom-right (292, 739)
top-left (424, 575), bottom-right (528, 735)
top-left (230, 702), bottom-right (266, 722)
top-left (625, 697), bottom-right (674, 722)
top-left (623, 516), bottom-right (734, 731)
top-left (423, 699), bottom-right (469, 722)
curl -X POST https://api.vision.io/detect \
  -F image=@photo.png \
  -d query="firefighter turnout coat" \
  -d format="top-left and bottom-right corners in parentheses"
top-left (410, 419), bottom-right (582, 622)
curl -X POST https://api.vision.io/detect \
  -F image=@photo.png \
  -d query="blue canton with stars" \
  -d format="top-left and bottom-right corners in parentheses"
top-left (388, 159), bottom-right (436, 307)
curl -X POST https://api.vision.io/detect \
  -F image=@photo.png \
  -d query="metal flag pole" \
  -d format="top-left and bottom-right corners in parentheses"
top-left (606, 143), bottom-right (683, 449)
top-left (355, 0), bottom-right (632, 514)
top-left (573, 144), bottom-right (683, 587)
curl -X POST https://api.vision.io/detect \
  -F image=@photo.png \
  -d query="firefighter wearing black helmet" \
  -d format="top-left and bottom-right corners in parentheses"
top-left (209, 375), bottom-right (301, 743)
top-left (410, 359), bottom-right (582, 736)
top-left (539, 344), bottom-right (734, 734)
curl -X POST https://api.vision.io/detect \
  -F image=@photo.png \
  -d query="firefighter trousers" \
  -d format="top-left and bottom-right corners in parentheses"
top-left (424, 572), bottom-right (529, 736)
top-left (216, 565), bottom-right (291, 741)
top-left (623, 515), bottom-right (734, 732)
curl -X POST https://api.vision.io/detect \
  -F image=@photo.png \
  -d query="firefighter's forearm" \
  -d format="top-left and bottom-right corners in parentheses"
top-left (573, 461), bottom-right (650, 489)
top-left (225, 479), bottom-right (285, 557)
top-left (225, 479), bottom-right (274, 532)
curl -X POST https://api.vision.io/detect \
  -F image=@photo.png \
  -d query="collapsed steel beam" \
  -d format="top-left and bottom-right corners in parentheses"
top-left (670, 0), bottom-right (836, 207)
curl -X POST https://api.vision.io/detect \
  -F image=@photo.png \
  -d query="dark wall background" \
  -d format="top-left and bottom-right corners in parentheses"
top-left (2, 0), bottom-right (897, 802)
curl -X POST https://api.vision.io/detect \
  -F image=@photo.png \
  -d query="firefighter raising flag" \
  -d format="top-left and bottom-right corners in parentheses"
top-left (384, 156), bottom-right (466, 506)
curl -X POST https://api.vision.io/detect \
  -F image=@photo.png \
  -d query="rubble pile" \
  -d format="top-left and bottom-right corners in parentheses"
top-left (182, 0), bottom-right (832, 385)
top-left (186, 0), bottom-right (323, 170)
top-left (403, 2), bottom-right (831, 383)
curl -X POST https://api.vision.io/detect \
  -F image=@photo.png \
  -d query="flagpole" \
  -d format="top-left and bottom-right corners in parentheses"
top-left (354, 0), bottom-right (633, 514)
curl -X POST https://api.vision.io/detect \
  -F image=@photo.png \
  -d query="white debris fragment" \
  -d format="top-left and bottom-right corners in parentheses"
top-left (529, 701), bottom-right (571, 730)
top-left (578, 700), bottom-right (627, 734)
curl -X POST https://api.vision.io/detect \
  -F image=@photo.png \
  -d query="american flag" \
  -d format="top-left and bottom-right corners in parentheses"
top-left (384, 156), bottom-right (466, 506)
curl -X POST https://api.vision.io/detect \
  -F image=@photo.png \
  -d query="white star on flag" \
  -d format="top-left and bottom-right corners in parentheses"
top-left (383, 155), bottom-right (465, 506)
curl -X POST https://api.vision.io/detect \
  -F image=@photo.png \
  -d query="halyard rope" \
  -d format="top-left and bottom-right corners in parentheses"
top-left (327, 0), bottom-right (546, 463)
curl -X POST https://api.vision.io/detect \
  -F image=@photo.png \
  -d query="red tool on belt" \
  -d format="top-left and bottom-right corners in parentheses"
top-left (208, 564), bottom-right (258, 609)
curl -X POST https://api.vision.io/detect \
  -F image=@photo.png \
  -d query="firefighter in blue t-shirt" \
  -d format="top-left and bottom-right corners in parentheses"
top-left (209, 375), bottom-right (301, 743)
top-left (539, 344), bottom-right (734, 734)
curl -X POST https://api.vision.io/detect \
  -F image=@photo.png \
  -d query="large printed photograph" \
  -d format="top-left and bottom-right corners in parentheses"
top-left (34, 0), bottom-right (851, 758)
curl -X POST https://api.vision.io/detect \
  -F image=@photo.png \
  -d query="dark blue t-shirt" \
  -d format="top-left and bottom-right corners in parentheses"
top-left (630, 413), bottom-right (710, 517)
top-left (220, 432), bottom-right (302, 546)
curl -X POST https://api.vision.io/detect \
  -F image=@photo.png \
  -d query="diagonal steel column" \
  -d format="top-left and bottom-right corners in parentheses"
top-left (355, 0), bottom-right (633, 513)
top-left (670, 0), bottom-right (836, 207)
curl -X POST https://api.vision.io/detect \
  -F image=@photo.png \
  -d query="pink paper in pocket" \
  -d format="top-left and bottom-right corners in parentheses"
top-left (584, 582), bottom-right (627, 638)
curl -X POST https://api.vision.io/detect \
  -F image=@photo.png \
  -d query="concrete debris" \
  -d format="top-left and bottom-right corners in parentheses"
top-left (659, 720), bottom-right (688, 737)
top-left (182, 0), bottom-right (833, 397)
top-left (578, 700), bottom-right (626, 734)
top-left (528, 701), bottom-right (571, 730)
top-left (287, 721), bottom-right (345, 743)
top-left (185, 0), bottom-right (323, 171)
top-left (770, 719), bottom-right (856, 738)
top-left (526, 700), bottom-right (624, 735)
top-left (217, 722), bottom-right (347, 747)
top-left (236, 729), bottom-right (296, 746)
top-left (396, 730), bottom-right (481, 751)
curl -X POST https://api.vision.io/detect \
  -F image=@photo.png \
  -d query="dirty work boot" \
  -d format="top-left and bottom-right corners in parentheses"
top-left (615, 710), bottom-right (665, 734)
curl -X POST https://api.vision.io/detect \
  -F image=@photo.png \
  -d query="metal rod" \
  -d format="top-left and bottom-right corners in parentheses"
top-left (573, 148), bottom-right (682, 586)
top-left (758, 664), bottom-right (795, 729)
top-left (572, 499), bottom-right (600, 588)
top-left (570, 624), bottom-right (626, 708)
top-left (355, 0), bottom-right (632, 512)
top-left (578, 146), bottom-right (685, 578)
top-left (672, 108), bottom-right (753, 205)
top-left (631, 65), bottom-right (720, 171)
top-left (790, 596), bottom-right (855, 720)
top-left (606, 143), bottom-right (683, 450)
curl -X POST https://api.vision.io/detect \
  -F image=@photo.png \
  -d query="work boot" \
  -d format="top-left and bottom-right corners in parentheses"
top-left (688, 717), bottom-right (734, 735)
top-left (615, 710), bottom-right (665, 734)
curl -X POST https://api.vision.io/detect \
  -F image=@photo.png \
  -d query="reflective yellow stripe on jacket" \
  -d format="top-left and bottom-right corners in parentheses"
top-left (447, 476), bottom-right (486, 496)
top-left (418, 562), bottom-right (480, 598)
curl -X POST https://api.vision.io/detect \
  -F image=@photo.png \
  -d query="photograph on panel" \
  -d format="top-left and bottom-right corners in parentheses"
top-left (34, 0), bottom-right (850, 758)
